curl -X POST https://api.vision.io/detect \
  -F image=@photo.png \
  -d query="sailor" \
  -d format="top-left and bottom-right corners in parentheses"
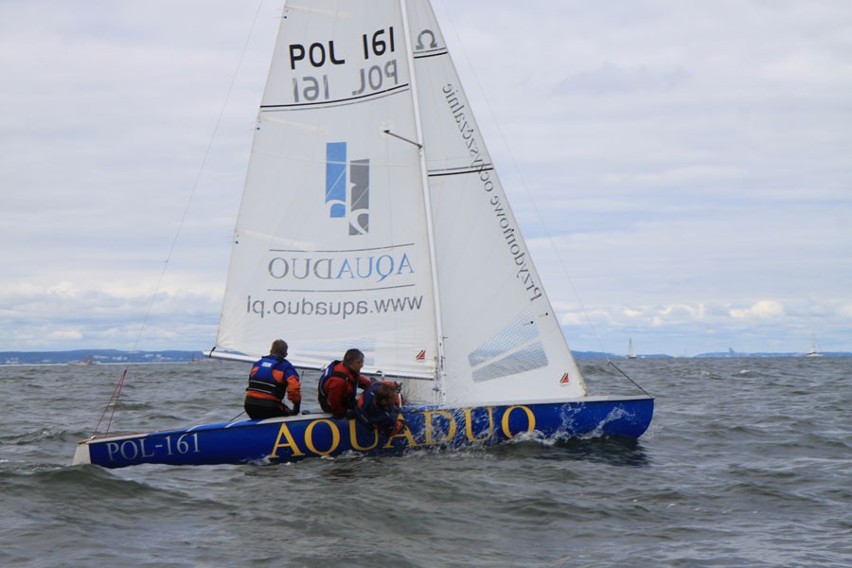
top-left (355, 381), bottom-right (404, 436)
top-left (244, 339), bottom-right (301, 419)
top-left (317, 348), bottom-right (374, 418)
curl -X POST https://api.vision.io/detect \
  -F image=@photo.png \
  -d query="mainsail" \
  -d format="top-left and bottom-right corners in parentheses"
top-left (214, 0), bottom-right (586, 406)
top-left (215, 1), bottom-right (439, 382)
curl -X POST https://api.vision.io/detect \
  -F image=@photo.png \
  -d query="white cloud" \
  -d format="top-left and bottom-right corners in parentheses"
top-left (730, 300), bottom-right (786, 320)
top-left (556, 62), bottom-right (690, 95)
top-left (652, 304), bottom-right (707, 326)
top-left (1, 0), bottom-right (851, 356)
top-left (49, 330), bottom-right (84, 341)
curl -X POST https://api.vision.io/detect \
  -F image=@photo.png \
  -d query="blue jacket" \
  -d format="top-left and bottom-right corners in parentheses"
top-left (355, 382), bottom-right (401, 435)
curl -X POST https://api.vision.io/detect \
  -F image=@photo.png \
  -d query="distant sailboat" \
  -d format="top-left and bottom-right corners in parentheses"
top-left (73, 0), bottom-right (653, 468)
top-left (805, 335), bottom-right (823, 358)
top-left (626, 338), bottom-right (637, 359)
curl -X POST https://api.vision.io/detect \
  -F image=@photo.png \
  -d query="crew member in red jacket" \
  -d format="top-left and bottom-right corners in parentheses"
top-left (318, 348), bottom-right (374, 418)
top-left (244, 339), bottom-right (301, 419)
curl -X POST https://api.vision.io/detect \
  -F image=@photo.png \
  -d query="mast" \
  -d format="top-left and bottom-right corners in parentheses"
top-left (400, 0), bottom-right (446, 403)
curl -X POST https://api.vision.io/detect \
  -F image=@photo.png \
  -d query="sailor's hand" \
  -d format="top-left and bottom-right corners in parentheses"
top-left (391, 419), bottom-right (405, 435)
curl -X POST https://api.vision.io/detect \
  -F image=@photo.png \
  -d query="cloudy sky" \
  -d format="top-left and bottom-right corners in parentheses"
top-left (1, 0), bottom-right (850, 356)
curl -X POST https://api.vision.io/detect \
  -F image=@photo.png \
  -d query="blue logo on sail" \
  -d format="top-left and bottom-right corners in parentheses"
top-left (326, 142), bottom-right (369, 235)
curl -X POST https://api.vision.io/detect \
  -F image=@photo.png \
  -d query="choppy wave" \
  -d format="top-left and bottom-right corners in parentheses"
top-left (0, 358), bottom-right (850, 567)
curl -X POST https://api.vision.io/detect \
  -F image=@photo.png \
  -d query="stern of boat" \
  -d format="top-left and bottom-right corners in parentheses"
top-left (72, 440), bottom-right (92, 465)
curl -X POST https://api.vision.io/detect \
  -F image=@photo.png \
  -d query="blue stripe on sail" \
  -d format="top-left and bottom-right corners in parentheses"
top-left (326, 142), bottom-right (347, 218)
top-left (471, 342), bottom-right (548, 382)
top-left (468, 312), bottom-right (539, 366)
top-left (348, 158), bottom-right (369, 235)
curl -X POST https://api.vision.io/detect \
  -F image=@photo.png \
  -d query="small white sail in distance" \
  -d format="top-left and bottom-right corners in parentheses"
top-left (626, 338), bottom-right (637, 359)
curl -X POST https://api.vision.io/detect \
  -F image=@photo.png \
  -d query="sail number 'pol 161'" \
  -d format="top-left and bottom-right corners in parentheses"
top-left (289, 27), bottom-right (399, 102)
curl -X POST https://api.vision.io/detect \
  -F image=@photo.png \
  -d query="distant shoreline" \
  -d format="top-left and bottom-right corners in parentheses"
top-left (0, 349), bottom-right (206, 366)
top-left (1, 349), bottom-right (849, 366)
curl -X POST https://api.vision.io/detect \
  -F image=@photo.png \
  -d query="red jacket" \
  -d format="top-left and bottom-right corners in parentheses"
top-left (322, 361), bottom-right (372, 418)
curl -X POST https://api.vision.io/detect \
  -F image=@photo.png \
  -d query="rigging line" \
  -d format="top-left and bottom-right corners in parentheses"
top-left (227, 410), bottom-right (246, 423)
top-left (607, 360), bottom-right (653, 398)
top-left (91, 368), bottom-right (128, 438)
top-left (434, 0), bottom-right (612, 359)
top-left (383, 129), bottom-right (422, 148)
top-left (95, 2), bottom-right (266, 438)
top-left (131, 0), bottom-right (265, 352)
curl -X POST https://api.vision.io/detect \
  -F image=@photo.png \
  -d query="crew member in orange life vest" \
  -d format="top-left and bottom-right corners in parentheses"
top-left (244, 339), bottom-right (301, 419)
top-left (317, 348), bottom-right (374, 418)
top-left (356, 381), bottom-right (404, 436)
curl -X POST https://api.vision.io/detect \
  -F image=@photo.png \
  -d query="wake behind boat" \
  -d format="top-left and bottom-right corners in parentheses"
top-left (74, 0), bottom-right (653, 468)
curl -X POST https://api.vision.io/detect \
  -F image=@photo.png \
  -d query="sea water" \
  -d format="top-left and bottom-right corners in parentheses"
top-left (1, 358), bottom-right (849, 567)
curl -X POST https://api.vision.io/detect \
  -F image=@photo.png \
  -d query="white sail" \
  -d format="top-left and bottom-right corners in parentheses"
top-left (215, 0), bottom-right (587, 404)
top-left (216, 0), bottom-right (439, 379)
top-left (627, 338), bottom-right (636, 359)
top-left (405, 1), bottom-right (586, 404)
top-left (805, 334), bottom-right (823, 357)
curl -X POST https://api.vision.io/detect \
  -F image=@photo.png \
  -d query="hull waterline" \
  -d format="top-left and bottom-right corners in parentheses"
top-left (73, 396), bottom-right (653, 468)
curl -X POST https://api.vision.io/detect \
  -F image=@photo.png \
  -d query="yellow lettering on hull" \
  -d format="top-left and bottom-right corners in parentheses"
top-left (464, 407), bottom-right (494, 442)
top-left (270, 422), bottom-right (305, 458)
top-left (424, 410), bottom-right (458, 445)
top-left (349, 419), bottom-right (379, 451)
top-left (304, 419), bottom-right (340, 456)
top-left (383, 423), bottom-right (418, 448)
top-left (266, 404), bottom-right (539, 460)
top-left (500, 405), bottom-right (536, 438)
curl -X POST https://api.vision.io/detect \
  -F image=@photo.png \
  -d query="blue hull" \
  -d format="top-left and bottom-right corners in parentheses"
top-left (73, 396), bottom-right (653, 468)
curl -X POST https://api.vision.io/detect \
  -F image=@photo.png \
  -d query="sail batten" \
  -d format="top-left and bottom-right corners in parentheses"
top-left (427, 166), bottom-right (496, 177)
top-left (260, 82), bottom-right (412, 110)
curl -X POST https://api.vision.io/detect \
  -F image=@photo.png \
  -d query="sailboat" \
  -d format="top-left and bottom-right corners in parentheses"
top-left (626, 338), bottom-right (637, 359)
top-left (73, 0), bottom-right (653, 468)
top-left (805, 335), bottom-right (823, 357)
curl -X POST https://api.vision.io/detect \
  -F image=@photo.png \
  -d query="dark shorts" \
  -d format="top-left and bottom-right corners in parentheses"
top-left (244, 397), bottom-right (292, 420)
